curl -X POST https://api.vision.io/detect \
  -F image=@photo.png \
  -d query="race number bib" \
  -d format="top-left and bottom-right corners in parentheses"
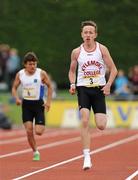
top-left (23, 88), bottom-right (37, 99)
top-left (84, 77), bottom-right (100, 87)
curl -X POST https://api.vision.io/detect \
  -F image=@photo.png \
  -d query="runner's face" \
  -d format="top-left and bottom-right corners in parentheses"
top-left (25, 61), bottom-right (37, 74)
top-left (81, 25), bottom-right (97, 43)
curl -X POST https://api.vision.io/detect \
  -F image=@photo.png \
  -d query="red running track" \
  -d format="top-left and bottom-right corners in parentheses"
top-left (0, 128), bottom-right (138, 180)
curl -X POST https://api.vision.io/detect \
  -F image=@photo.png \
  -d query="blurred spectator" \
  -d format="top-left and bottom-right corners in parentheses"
top-left (129, 65), bottom-right (138, 95)
top-left (7, 48), bottom-right (21, 90)
top-left (0, 44), bottom-right (10, 82)
top-left (114, 69), bottom-right (131, 99)
top-left (0, 103), bottom-right (12, 130)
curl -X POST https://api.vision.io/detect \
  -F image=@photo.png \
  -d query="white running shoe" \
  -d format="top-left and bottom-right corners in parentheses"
top-left (83, 156), bottom-right (92, 170)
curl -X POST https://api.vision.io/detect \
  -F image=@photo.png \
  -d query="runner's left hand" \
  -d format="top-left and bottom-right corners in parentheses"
top-left (43, 102), bottom-right (50, 112)
top-left (101, 84), bottom-right (111, 96)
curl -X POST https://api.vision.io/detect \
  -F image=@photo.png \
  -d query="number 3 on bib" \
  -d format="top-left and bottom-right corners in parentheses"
top-left (90, 78), bottom-right (93, 85)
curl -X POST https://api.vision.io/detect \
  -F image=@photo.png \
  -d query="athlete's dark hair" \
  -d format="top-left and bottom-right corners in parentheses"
top-left (23, 52), bottom-right (38, 64)
top-left (81, 20), bottom-right (97, 32)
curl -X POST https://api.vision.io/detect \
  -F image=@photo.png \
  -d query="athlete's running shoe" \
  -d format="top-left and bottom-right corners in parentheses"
top-left (83, 156), bottom-right (92, 170)
top-left (33, 151), bottom-right (40, 161)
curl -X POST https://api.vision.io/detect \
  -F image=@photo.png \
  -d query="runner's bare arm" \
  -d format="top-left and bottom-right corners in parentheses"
top-left (68, 48), bottom-right (80, 95)
top-left (12, 73), bottom-right (22, 105)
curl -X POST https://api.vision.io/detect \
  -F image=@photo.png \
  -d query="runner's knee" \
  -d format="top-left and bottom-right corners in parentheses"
top-left (35, 128), bottom-right (45, 136)
top-left (97, 124), bottom-right (106, 130)
top-left (95, 114), bottom-right (107, 130)
top-left (96, 119), bottom-right (107, 130)
top-left (35, 131), bottom-right (43, 136)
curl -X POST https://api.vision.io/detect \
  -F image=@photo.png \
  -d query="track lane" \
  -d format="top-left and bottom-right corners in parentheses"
top-left (0, 128), bottom-right (137, 180)
top-left (13, 133), bottom-right (138, 180)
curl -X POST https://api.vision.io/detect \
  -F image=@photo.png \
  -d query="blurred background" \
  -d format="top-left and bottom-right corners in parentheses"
top-left (0, 0), bottom-right (137, 129)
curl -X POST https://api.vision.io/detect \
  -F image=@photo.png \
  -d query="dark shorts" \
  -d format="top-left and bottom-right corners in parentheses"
top-left (22, 99), bottom-right (45, 125)
top-left (76, 86), bottom-right (106, 114)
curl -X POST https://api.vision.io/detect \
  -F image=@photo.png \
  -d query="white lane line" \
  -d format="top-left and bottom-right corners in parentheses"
top-left (13, 134), bottom-right (138, 180)
top-left (0, 128), bottom-right (73, 138)
top-left (0, 137), bottom-right (27, 145)
top-left (0, 129), bottom-right (124, 158)
top-left (0, 137), bottom-right (80, 158)
top-left (125, 170), bottom-right (138, 180)
top-left (0, 129), bottom-right (26, 138)
top-left (0, 130), bottom-right (79, 145)
top-left (0, 128), bottom-right (124, 145)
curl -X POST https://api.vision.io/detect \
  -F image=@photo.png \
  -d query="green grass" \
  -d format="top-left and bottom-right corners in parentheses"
top-left (0, 92), bottom-right (22, 125)
top-left (0, 92), bottom-right (10, 103)
top-left (56, 89), bottom-right (77, 100)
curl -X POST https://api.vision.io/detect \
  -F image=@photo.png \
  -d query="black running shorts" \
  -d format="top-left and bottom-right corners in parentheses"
top-left (22, 99), bottom-right (45, 125)
top-left (76, 86), bottom-right (106, 114)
